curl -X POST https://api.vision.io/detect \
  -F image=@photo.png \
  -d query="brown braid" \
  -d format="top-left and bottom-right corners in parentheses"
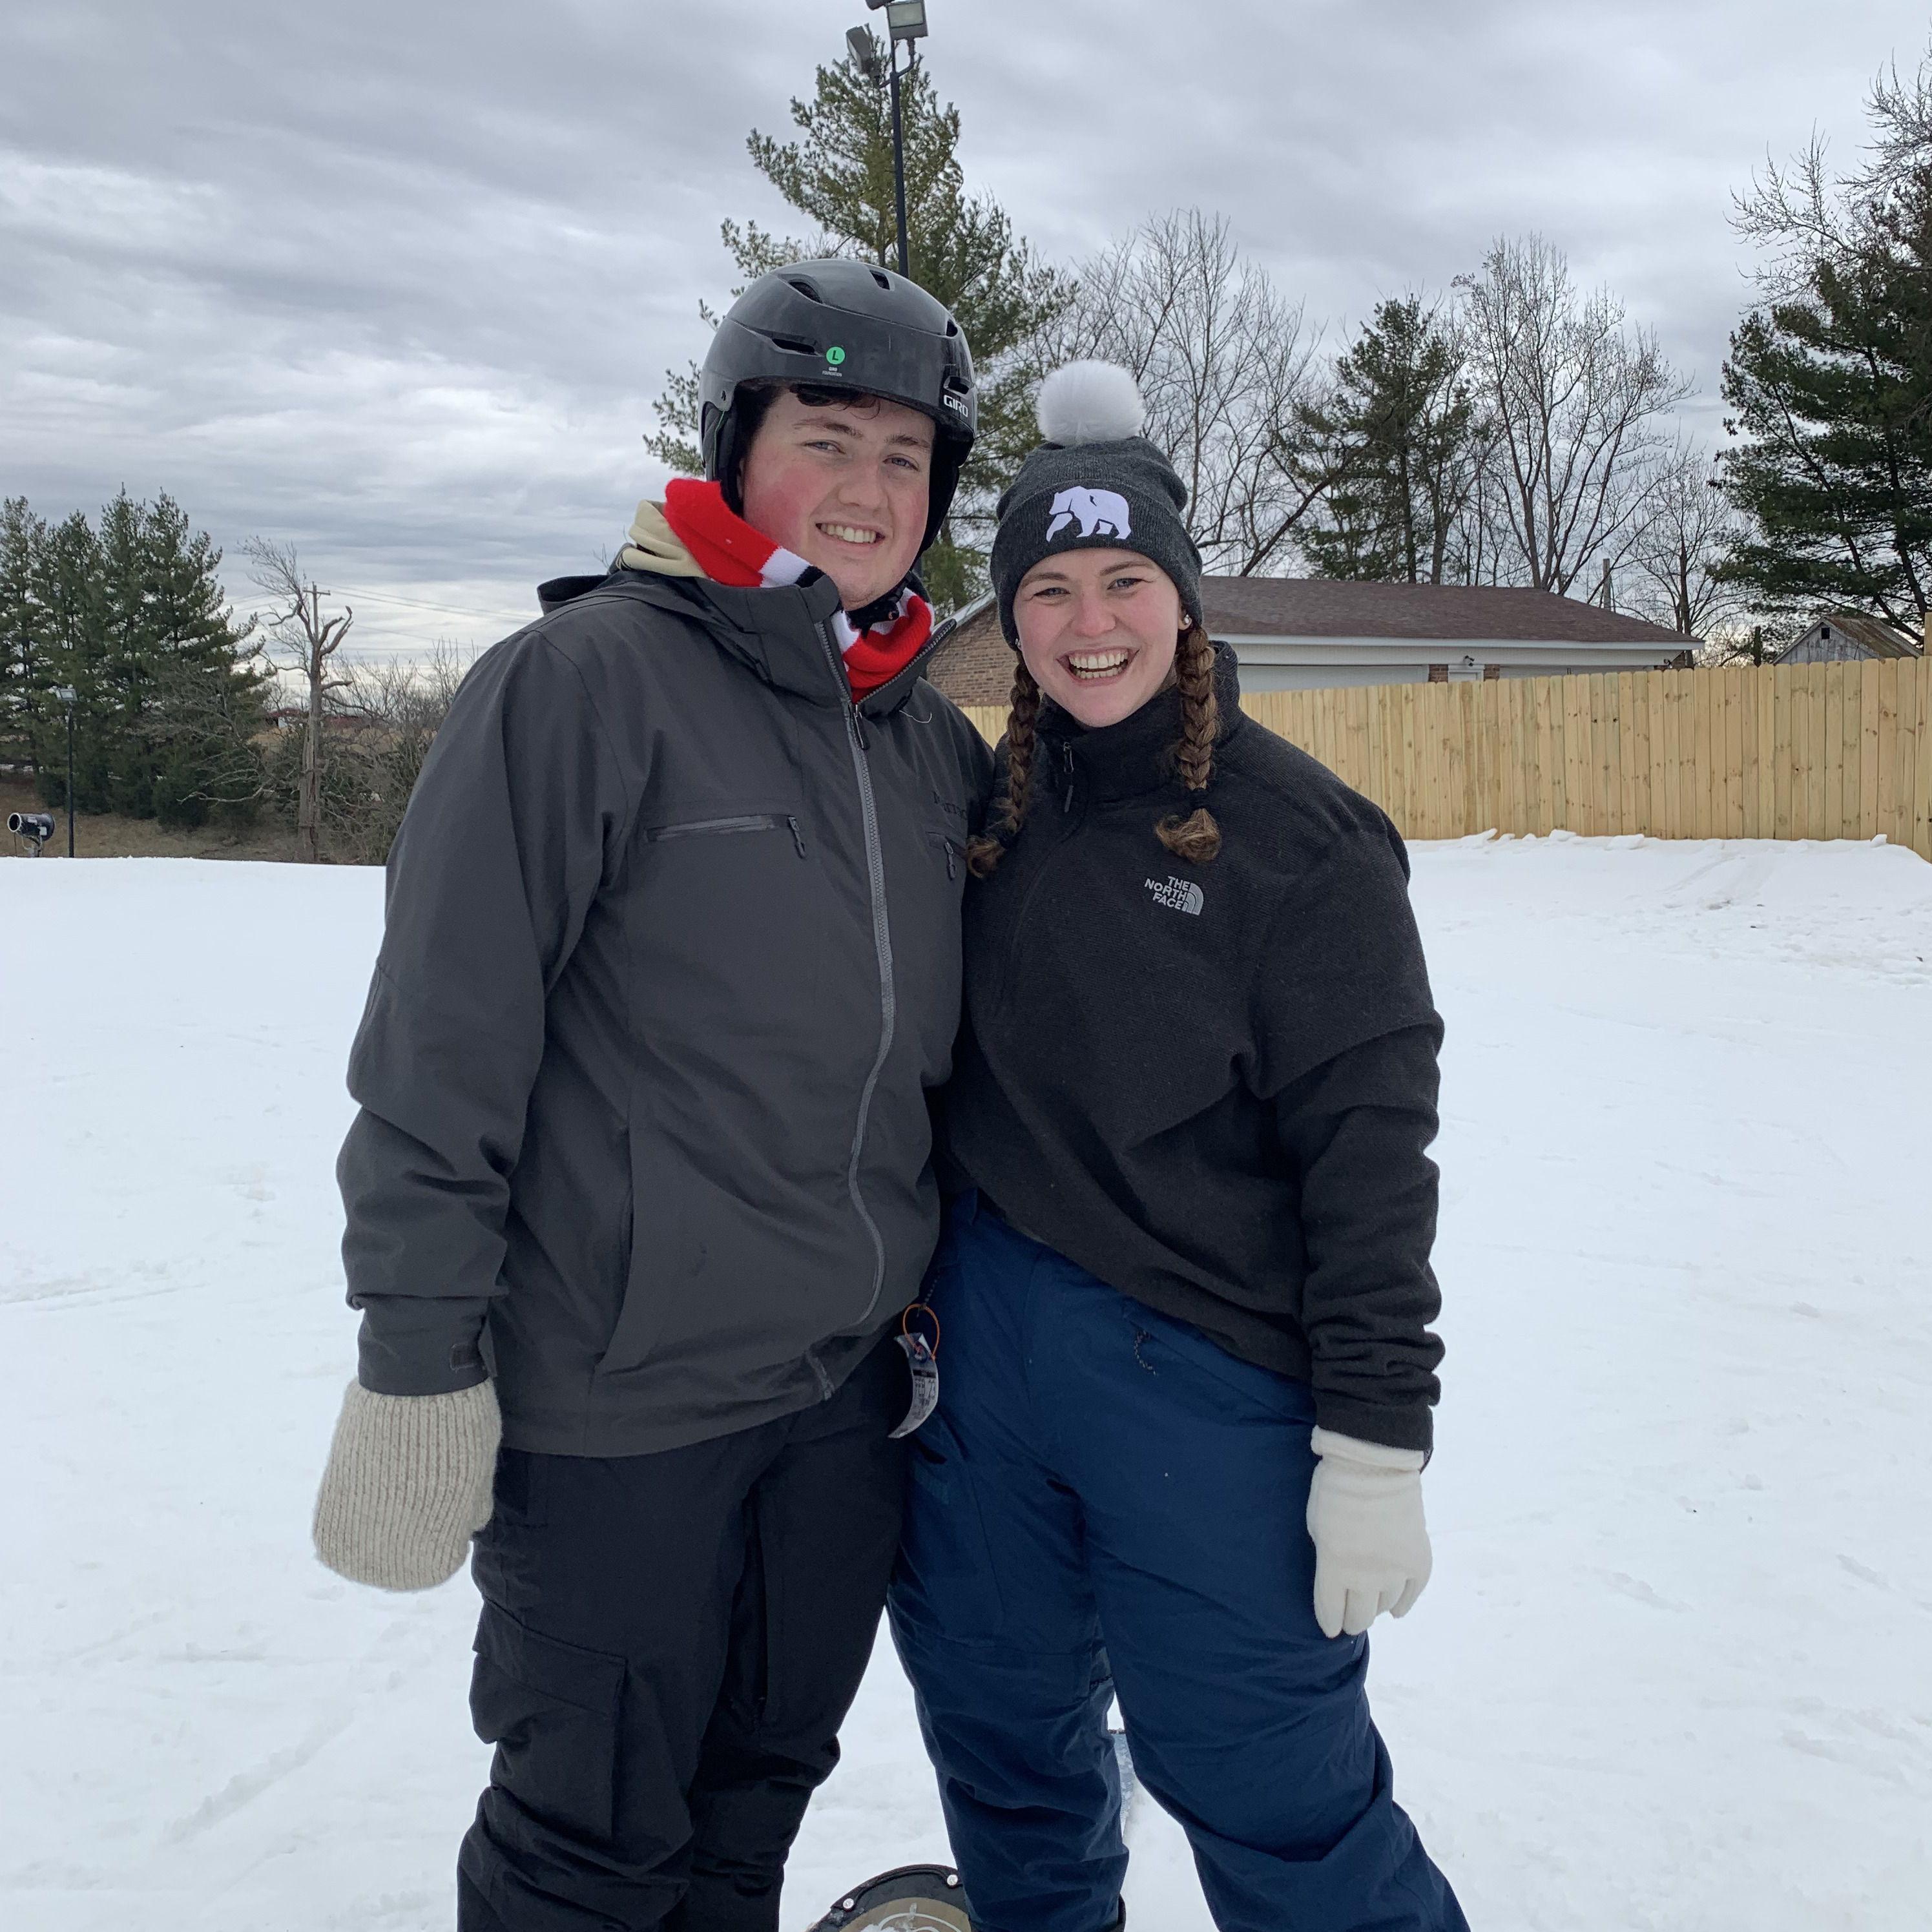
top-left (1156, 621), bottom-right (1223, 863)
top-left (965, 658), bottom-right (1043, 877)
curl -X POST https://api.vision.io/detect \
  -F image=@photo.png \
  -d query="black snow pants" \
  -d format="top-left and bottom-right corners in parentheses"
top-left (457, 1335), bottom-right (908, 1931)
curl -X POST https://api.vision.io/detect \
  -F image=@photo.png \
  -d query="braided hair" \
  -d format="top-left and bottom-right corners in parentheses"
top-left (965, 656), bottom-right (1044, 878)
top-left (966, 623), bottom-right (1223, 877)
top-left (1155, 622), bottom-right (1223, 864)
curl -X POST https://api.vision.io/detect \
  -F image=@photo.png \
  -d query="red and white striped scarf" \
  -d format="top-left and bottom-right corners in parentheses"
top-left (660, 479), bottom-right (933, 698)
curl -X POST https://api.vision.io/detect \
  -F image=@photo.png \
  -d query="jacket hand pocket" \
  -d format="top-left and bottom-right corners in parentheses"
top-left (470, 1606), bottom-right (627, 1845)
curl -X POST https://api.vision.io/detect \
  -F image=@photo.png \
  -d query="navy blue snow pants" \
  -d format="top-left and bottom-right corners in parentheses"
top-left (887, 1194), bottom-right (1466, 1932)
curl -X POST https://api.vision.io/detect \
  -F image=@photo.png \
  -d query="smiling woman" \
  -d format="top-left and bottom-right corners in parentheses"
top-left (968, 361), bottom-right (1216, 875)
top-left (895, 359), bottom-right (1466, 1932)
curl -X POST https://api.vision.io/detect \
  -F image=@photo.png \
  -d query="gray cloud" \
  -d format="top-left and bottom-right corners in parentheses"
top-left (3, 0), bottom-right (1927, 653)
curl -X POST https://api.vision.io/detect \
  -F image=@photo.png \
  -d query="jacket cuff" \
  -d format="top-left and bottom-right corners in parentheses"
top-left (355, 1300), bottom-right (492, 1397)
top-left (1310, 1425), bottom-right (1426, 1473)
top-left (1311, 1390), bottom-right (1433, 1458)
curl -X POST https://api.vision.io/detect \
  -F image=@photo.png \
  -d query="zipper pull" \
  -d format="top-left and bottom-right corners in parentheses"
top-left (787, 815), bottom-right (807, 860)
top-left (944, 838), bottom-right (957, 879)
top-left (852, 704), bottom-right (871, 752)
top-left (1060, 743), bottom-right (1075, 813)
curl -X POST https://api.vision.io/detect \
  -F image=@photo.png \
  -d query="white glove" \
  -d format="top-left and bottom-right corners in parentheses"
top-left (1305, 1425), bottom-right (1431, 1639)
top-left (312, 1379), bottom-right (501, 1590)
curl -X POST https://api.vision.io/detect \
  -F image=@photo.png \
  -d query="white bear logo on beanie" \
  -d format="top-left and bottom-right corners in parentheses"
top-left (1045, 487), bottom-right (1133, 542)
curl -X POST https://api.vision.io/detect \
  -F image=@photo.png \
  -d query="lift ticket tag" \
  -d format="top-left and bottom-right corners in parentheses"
top-left (890, 1305), bottom-right (940, 1439)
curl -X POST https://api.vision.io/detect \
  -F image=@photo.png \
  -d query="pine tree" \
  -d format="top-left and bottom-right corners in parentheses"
top-left (1718, 181), bottom-right (1932, 626)
top-left (1301, 297), bottom-right (1482, 585)
top-left (113, 492), bottom-right (268, 824)
top-left (32, 511), bottom-right (110, 811)
top-left (0, 497), bottom-right (48, 775)
top-left (647, 48), bottom-right (1073, 610)
top-left (1, 492), bottom-right (264, 824)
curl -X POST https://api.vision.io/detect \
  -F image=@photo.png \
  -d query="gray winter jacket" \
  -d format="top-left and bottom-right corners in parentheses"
top-left (337, 566), bottom-right (993, 1457)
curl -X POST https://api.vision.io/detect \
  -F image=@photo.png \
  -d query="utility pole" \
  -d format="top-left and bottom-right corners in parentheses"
top-left (54, 685), bottom-right (76, 855)
top-left (301, 581), bottom-right (324, 864)
top-left (851, 1), bottom-right (930, 282)
top-left (887, 36), bottom-right (909, 277)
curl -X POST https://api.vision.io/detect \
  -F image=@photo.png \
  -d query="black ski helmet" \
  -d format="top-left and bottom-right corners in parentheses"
top-left (700, 259), bottom-right (977, 556)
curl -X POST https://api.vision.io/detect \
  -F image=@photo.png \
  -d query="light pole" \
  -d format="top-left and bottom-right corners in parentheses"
top-left (52, 684), bottom-right (76, 857)
top-left (849, 0), bottom-right (929, 280)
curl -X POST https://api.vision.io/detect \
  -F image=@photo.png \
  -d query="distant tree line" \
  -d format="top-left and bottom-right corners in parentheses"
top-left (16, 33), bottom-right (1932, 873)
top-left (655, 33), bottom-right (1932, 660)
top-left (0, 491), bottom-right (269, 826)
top-left (0, 497), bottom-right (466, 860)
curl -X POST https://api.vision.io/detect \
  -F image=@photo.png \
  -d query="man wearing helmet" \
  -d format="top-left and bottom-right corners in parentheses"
top-left (310, 262), bottom-right (990, 1931)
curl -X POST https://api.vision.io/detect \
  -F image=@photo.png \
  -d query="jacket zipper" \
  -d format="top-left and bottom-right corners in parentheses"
top-left (813, 619), bottom-right (897, 1394)
top-left (1060, 743), bottom-right (1076, 813)
top-left (645, 813), bottom-right (807, 858)
top-left (928, 830), bottom-right (959, 879)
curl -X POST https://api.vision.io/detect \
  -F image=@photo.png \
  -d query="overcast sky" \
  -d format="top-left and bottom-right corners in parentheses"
top-left (4, 0), bottom-right (1929, 656)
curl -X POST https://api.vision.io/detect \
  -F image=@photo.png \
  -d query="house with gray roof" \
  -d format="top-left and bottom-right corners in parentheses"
top-left (929, 576), bottom-right (1697, 706)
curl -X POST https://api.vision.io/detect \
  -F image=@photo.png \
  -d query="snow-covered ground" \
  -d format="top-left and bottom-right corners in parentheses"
top-left (4, 834), bottom-right (1929, 1931)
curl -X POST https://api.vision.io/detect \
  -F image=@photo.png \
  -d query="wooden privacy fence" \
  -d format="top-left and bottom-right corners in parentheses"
top-left (964, 658), bottom-right (1932, 859)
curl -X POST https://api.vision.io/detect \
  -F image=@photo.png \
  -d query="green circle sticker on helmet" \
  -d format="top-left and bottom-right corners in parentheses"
top-left (826, 346), bottom-right (847, 366)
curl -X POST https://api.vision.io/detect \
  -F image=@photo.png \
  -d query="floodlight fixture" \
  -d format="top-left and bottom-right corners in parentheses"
top-left (54, 684), bottom-right (76, 705)
top-left (867, 0), bottom-right (928, 39)
top-left (847, 24), bottom-right (888, 83)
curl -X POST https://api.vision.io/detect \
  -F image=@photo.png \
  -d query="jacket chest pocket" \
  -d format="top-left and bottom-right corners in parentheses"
top-left (646, 811), bottom-right (809, 858)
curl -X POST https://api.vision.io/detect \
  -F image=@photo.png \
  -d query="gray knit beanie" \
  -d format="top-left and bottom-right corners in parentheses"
top-left (990, 362), bottom-right (1203, 646)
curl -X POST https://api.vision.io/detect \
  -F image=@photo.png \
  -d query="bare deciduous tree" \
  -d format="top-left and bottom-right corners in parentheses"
top-left (260, 643), bottom-right (471, 864)
top-left (1624, 448), bottom-right (1753, 641)
top-left (1036, 210), bottom-right (1338, 575)
top-left (1733, 47), bottom-right (1932, 298)
top-left (1454, 235), bottom-right (1690, 596)
top-left (245, 539), bottom-right (353, 863)
top-left (334, 648), bottom-right (469, 864)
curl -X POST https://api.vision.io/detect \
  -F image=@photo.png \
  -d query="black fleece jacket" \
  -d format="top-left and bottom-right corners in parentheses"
top-left (942, 647), bottom-right (1446, 1451)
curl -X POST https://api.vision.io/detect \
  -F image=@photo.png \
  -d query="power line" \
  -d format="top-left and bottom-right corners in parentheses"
top-left (320, 584), bottom-right (535, 627)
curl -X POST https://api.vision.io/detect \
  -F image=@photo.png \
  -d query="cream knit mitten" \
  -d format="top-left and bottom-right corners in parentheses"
top-left (312, 1379), bottom-right (501, 1590)
top-left (1305, 1425), bottom-right (1432, 1639)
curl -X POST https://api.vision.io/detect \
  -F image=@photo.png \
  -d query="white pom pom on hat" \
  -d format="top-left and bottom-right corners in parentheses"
top-left (1035, 360), bottom-right (1146, 447)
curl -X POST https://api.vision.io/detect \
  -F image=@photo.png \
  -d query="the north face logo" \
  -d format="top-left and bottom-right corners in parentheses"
top-left (1144, 875), bottom-right (1203, 916)
top-left (1046, 486), bottom-right (1132, 542)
